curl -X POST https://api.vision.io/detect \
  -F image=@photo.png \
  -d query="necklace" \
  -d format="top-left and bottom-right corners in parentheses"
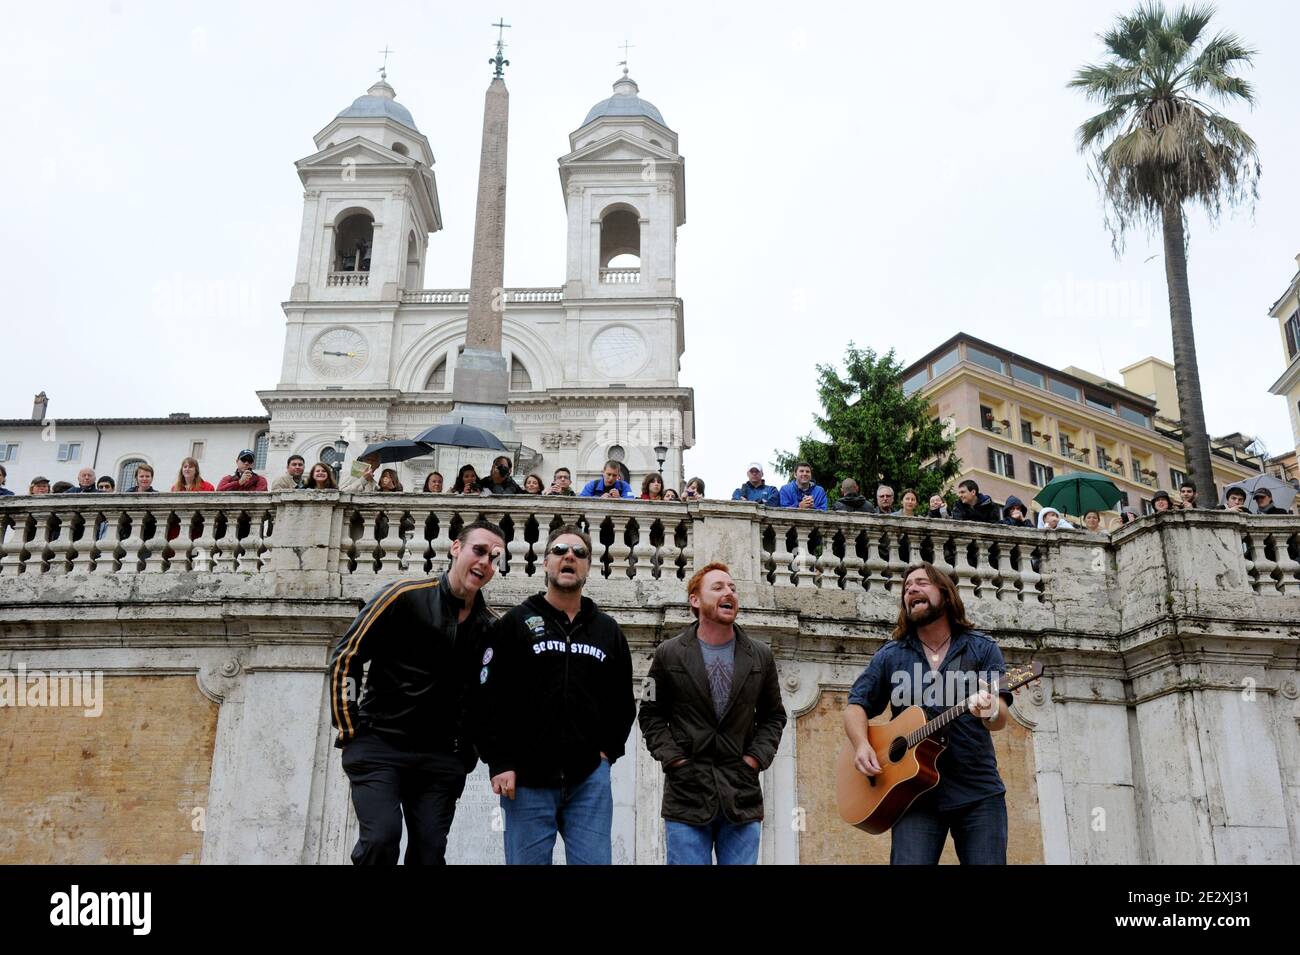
top-left (921, 636), bottom-right (951, 665)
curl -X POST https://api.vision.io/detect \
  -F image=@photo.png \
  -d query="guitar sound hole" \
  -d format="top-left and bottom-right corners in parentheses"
top-left (888, 737), bottom-right (907, 763)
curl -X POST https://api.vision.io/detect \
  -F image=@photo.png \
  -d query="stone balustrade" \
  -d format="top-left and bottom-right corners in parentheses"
top-left (325, 271), bottom-right (369, 287)
top-left (400, 287), bottom-right (564, 304)
top-left (598, 268), bottom-right (640, 284)
top-left (3, 495), bottom-right (1297, 865)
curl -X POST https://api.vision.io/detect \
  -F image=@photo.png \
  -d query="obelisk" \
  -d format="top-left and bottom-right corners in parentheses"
top-left (450, 22), bottom-right (516, 441)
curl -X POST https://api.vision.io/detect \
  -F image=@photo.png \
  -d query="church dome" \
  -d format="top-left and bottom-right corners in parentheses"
top-left (582, 73), bottom-right (666, 127)
top-left (337, 79), bottom-right (419, 131)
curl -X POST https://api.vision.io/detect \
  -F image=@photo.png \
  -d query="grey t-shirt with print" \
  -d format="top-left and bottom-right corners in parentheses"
top-left (698, 638), bottom-right (735, 719)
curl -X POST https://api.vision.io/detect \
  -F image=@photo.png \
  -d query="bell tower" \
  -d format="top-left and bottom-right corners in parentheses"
top-left (288, 76), bottom-right (441, 305)
top-left (559, 70), bottom-right (685, 299)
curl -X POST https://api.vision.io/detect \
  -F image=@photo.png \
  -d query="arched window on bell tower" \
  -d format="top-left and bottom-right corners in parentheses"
top-left (334, 212), bottom-right (374, 273)
top-left (405, 231), bottom-right (421, 289)
top-left (599, 206), bottom-right (641, 285)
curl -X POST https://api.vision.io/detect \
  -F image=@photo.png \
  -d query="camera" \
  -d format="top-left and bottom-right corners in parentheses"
top-left (496, 462), bottom-right (510, 476)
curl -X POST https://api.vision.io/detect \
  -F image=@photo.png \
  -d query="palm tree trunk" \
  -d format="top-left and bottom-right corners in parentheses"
top-left (1161, 198), bottom-right (1217, 503)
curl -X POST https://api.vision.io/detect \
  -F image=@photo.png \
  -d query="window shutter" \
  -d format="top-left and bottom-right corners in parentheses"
top-left (988, 447), bottom-right (997, 472)
top-left (1006, 454), bottom-right (1015, 480)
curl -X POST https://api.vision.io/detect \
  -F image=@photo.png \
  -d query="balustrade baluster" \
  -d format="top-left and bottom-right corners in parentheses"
top-left (49, 510), bottom-right (82, 575)
top-left (376, 510), bottom-right (404, 576)
top-left (353, 510), bottom-right (381, 576)
top-left (117, 509), bottom-right (148, 575)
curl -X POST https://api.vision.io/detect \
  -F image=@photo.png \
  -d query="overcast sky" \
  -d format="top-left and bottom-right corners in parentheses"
top-left (3, 0), bottom-right (1296, 494)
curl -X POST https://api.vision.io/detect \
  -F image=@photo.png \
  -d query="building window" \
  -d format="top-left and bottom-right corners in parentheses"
top-left (509, 357), bottom-right (533, 392)
top-left (988, 448), bottom-right (1015, 479)
top-left (1, 442), bottom-right (20, 463)
top-left (1029, 461), bottom-right (1054, 487)
top-left (980, 405), bottom-right (996, 433)
top-left (1020, 420), bottom-right (1034, 445)
top-left (1169, 467), bottom-right (1187, 490)
top-left (1286, 310), bottom-right (1300, 360)
top-left (931, 349), bottom-right (960, 378)
top-left (191, 440), bottom-right (206, 461)
top-left (1141, 498), bottom-right (1155, 515)
top-left (426, 356), bottom-right (448, 391)
top-left (253, 432), bottom-right (269, 470)
top-left (1049, 378), bottom-right (1081, 402)
top-left (1086, 395), bottom-right (1116, 415)
top-left (1118, 406), bottom-right (1152, 429)
top-left (966, 346), bottom-right (1005, 374)
top-left (57, 442), bottom-right (82, 463)
top-left (334, 213), bottom-right (374, 272)
top-left (1010, 364), bottom-right (1046, 389)
top-left (902, 368), bottom-right (929, 395)
top-left (118, 458), bottom-right (148, 490)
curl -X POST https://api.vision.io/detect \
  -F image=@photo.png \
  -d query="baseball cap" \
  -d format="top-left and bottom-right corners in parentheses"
top-left (1252, 488), bottom-right (1271, 498)
top-left (31, 475), bottom-right (50, 484)
top-left (747, 461), bottom-right (764, 475)
top-left (237, 449), bottom-right (256, 461)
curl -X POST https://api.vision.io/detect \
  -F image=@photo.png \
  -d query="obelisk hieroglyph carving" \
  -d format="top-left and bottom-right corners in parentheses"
top-left (450, 23), bottom-right (515, 438)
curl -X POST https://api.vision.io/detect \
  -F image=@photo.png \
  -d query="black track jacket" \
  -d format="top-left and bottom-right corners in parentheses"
top-left (328, 573), bottom-right (496, 767)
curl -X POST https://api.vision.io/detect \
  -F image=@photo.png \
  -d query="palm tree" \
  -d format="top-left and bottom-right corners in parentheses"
top-left (1070, 2), bottom-right (1260, 503)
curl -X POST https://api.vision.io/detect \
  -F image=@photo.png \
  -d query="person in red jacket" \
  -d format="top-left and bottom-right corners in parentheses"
top-left (171, 457), bottom-right (215, 492)
top-left (216, 449), bottom-right (269, 491)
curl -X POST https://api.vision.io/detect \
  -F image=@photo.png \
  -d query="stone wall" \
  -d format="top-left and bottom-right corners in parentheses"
top-left (1, 494), bottom-right (1297, 864)
top-left (0, 674), bottom-right (216, 864)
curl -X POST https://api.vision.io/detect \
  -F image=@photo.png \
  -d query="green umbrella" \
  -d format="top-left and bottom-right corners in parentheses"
top-left (1033, 473), bottom-right (1123, 516)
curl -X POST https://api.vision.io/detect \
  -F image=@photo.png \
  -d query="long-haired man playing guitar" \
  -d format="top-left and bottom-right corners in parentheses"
top-left (843, 562), bottom-right (1014, 864)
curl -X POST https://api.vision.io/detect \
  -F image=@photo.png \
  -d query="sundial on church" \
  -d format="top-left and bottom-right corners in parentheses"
top-left (591, 326), bottom-right (648, 378)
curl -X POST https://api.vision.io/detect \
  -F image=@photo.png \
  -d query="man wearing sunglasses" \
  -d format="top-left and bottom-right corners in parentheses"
top-left (474, 525), bottom-right (635, 864)
top-left (328, 519), bottom-right (506, 865)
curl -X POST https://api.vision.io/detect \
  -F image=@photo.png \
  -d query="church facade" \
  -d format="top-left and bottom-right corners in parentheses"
top-left (0, 72), bottom-right (694, 495)
top-left (259, 71), bottom-right (694, 489)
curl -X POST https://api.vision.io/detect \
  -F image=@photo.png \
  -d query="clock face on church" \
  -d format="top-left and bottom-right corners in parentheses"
top-left (308, 328), bottom-right (370, 379)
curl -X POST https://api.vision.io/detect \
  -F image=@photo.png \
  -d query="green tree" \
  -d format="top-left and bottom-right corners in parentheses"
top-left (1070, 2), bottom-right (1260, 503)
top-left (774, 344), bottom-right (961, 504)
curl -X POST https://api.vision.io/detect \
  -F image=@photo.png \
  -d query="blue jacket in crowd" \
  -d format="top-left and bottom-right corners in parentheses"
top-left (579, 478), bottom-right (635, 498)
top-left (778, 481), bottom-right (828, 510)
top-left (732, 482), bottom-right (780, 506)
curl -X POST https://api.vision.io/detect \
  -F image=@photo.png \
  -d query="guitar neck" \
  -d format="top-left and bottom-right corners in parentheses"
top-left (906, 671), bottom-right (1032, 749)
top-left (908, 697), bottom-right (978, 748)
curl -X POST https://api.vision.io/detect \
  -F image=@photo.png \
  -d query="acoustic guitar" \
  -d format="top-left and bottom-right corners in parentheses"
top-left (835, 662), bottom-right (1043, 834)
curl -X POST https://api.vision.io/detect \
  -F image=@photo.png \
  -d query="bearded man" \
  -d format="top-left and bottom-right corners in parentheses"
top-left (842, 562), bottom-right (1014, 864)
top-left (474, 524), bottom-right (635, 865)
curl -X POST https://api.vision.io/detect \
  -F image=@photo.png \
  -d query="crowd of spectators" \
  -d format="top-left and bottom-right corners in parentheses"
top-left (3, 453), bottom-right (1295, 528)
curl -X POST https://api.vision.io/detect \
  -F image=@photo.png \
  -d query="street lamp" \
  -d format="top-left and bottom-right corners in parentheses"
top-left (332, 435), bottom-right (349, 483)
top-left (654, 442), bottom-right (668, 475)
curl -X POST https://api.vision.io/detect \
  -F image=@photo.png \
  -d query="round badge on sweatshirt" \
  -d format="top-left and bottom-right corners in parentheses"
top-left (479, 666), bottom-right (489, 684)
top-left (482, 648), bottom-right (494, 665)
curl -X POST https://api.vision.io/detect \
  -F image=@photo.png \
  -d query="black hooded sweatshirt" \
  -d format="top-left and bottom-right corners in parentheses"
top-left (831, 494), bottom-right (875, 513)
top-left (473, 593), bottom-right (635, 788)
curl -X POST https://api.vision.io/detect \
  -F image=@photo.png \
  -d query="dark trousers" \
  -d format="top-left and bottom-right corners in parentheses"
top-left (341, 733), bottom-right (467, 865)
top-left (890, 792), bottom-right (1007, 865)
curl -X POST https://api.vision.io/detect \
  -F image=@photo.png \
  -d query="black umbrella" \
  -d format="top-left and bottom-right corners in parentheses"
top-left (358, 439), bottom-right (436, 464)
top-left (412, 422), bottom-right (508, 451)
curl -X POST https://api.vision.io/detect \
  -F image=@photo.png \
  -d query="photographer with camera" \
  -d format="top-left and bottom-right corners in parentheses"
top-left (483, 455), bottom-right (524, 495)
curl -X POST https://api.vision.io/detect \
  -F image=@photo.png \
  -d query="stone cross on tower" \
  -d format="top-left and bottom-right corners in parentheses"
top-left (450, 27), bottom-right (516, 440)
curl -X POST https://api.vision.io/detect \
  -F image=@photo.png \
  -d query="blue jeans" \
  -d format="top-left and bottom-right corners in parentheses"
top-left (502, 759), bottom-right (612, 865)
top-left (890, 792), bottom-right (1007, 864)
top-left (665, 815), bottom-right (762, 865)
